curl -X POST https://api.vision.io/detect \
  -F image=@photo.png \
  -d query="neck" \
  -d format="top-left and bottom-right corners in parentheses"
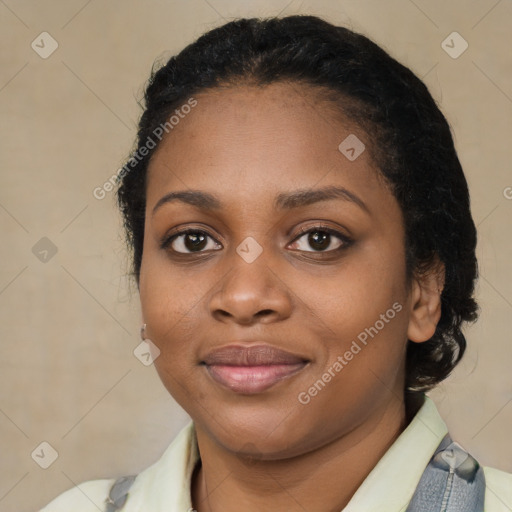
top-left (191, 394), bottom-right (420, 512)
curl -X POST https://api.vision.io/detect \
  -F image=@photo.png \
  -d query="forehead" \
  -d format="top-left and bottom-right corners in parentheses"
top-left (146, 82), bottom-right (389, 212)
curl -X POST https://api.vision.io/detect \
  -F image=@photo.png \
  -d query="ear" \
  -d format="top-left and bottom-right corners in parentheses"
top-left (407, 257), bottom-right (445, 343)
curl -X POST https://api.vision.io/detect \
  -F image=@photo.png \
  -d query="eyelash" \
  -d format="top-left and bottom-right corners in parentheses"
top-left (160, 224), bottom-right (353, 256)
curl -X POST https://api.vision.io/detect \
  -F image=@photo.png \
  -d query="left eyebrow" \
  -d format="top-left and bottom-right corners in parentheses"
top-left (274, 185), bottom-right (369, 213)
top-left (151, 185), bottom-right (369, 216)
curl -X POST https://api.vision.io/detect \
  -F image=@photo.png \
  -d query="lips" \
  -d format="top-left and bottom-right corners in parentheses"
top-left (202, 344), bottom-right (309, 394)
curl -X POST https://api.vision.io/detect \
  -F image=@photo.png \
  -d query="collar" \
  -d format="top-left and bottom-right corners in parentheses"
top-left (125, 395), bottom-right (447, 511)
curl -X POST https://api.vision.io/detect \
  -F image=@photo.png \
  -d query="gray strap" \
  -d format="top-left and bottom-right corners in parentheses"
top-left (406, 434), bottom-right (486, 512)
top-left (104, 475), bottom-right (137, 512)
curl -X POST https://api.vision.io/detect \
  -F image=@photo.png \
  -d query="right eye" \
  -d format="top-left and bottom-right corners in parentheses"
top-left (161, 229), bottom-right (222, 254)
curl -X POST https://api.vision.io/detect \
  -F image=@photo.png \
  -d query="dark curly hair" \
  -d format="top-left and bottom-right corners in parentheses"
top-left (116, 15), bottom-right (479, 393)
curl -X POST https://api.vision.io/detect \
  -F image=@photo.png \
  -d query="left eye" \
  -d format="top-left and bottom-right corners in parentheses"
top-left (289, 227), bottom-right (350, 252)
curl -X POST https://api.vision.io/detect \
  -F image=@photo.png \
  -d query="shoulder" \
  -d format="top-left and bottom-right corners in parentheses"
top-left (38, 421), bottom-right (197, 511)
top-left (38, 478), bottom-right (116, 512)
top-left (483, 465), bottom-right (512, 511)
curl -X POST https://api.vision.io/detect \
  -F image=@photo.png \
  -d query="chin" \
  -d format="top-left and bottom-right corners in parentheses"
top-left (196, 404), bottom-right (316, 456)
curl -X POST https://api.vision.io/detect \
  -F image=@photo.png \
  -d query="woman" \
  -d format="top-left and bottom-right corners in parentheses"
top-left (40, 14), bottom-right (512, 512)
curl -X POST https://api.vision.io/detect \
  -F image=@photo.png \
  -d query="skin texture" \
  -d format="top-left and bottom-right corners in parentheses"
top-left (139, 82), bottom-right (444, 512)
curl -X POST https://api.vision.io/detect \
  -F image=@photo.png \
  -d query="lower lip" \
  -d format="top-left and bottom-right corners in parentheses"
top-left (204, 363), bottom-right (307, 394)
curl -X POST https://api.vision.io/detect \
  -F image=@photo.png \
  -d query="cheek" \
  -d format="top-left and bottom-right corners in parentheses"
top-left (139, 254), bottom-right (198, 349)
top-left (306, 247), bottom-right (410, 394)
top-left (310, 249), bottom-right (407, 337)
top-left (139, 258), bottom-right (201, 402)
top-left (299, 269), bottom-right (409, 426)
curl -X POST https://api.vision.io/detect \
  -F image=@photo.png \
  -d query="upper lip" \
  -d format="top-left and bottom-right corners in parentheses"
top-left (202, 344), bottom-right (309, 366)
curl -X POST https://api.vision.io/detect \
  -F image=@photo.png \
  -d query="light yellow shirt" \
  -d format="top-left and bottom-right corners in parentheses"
top-left (39, 396), bottom-right (512, 511)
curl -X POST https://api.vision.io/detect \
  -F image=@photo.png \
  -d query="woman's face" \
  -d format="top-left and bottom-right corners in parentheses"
top-left (139, 82), bottom-right (418, 458)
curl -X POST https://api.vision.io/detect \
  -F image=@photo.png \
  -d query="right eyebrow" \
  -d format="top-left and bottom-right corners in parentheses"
top-left (152, 191), bottom-right (221, 216)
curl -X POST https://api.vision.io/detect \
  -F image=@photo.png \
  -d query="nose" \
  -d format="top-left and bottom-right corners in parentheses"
top-left (208, 251), bottom-right (293, 325)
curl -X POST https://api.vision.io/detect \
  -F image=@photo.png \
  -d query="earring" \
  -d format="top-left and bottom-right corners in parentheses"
top-left (140, 323), bottom-right (147, 340)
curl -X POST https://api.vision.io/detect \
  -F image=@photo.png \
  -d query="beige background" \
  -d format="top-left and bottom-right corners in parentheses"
top-left (0, 0), bottom-right (511, 510)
